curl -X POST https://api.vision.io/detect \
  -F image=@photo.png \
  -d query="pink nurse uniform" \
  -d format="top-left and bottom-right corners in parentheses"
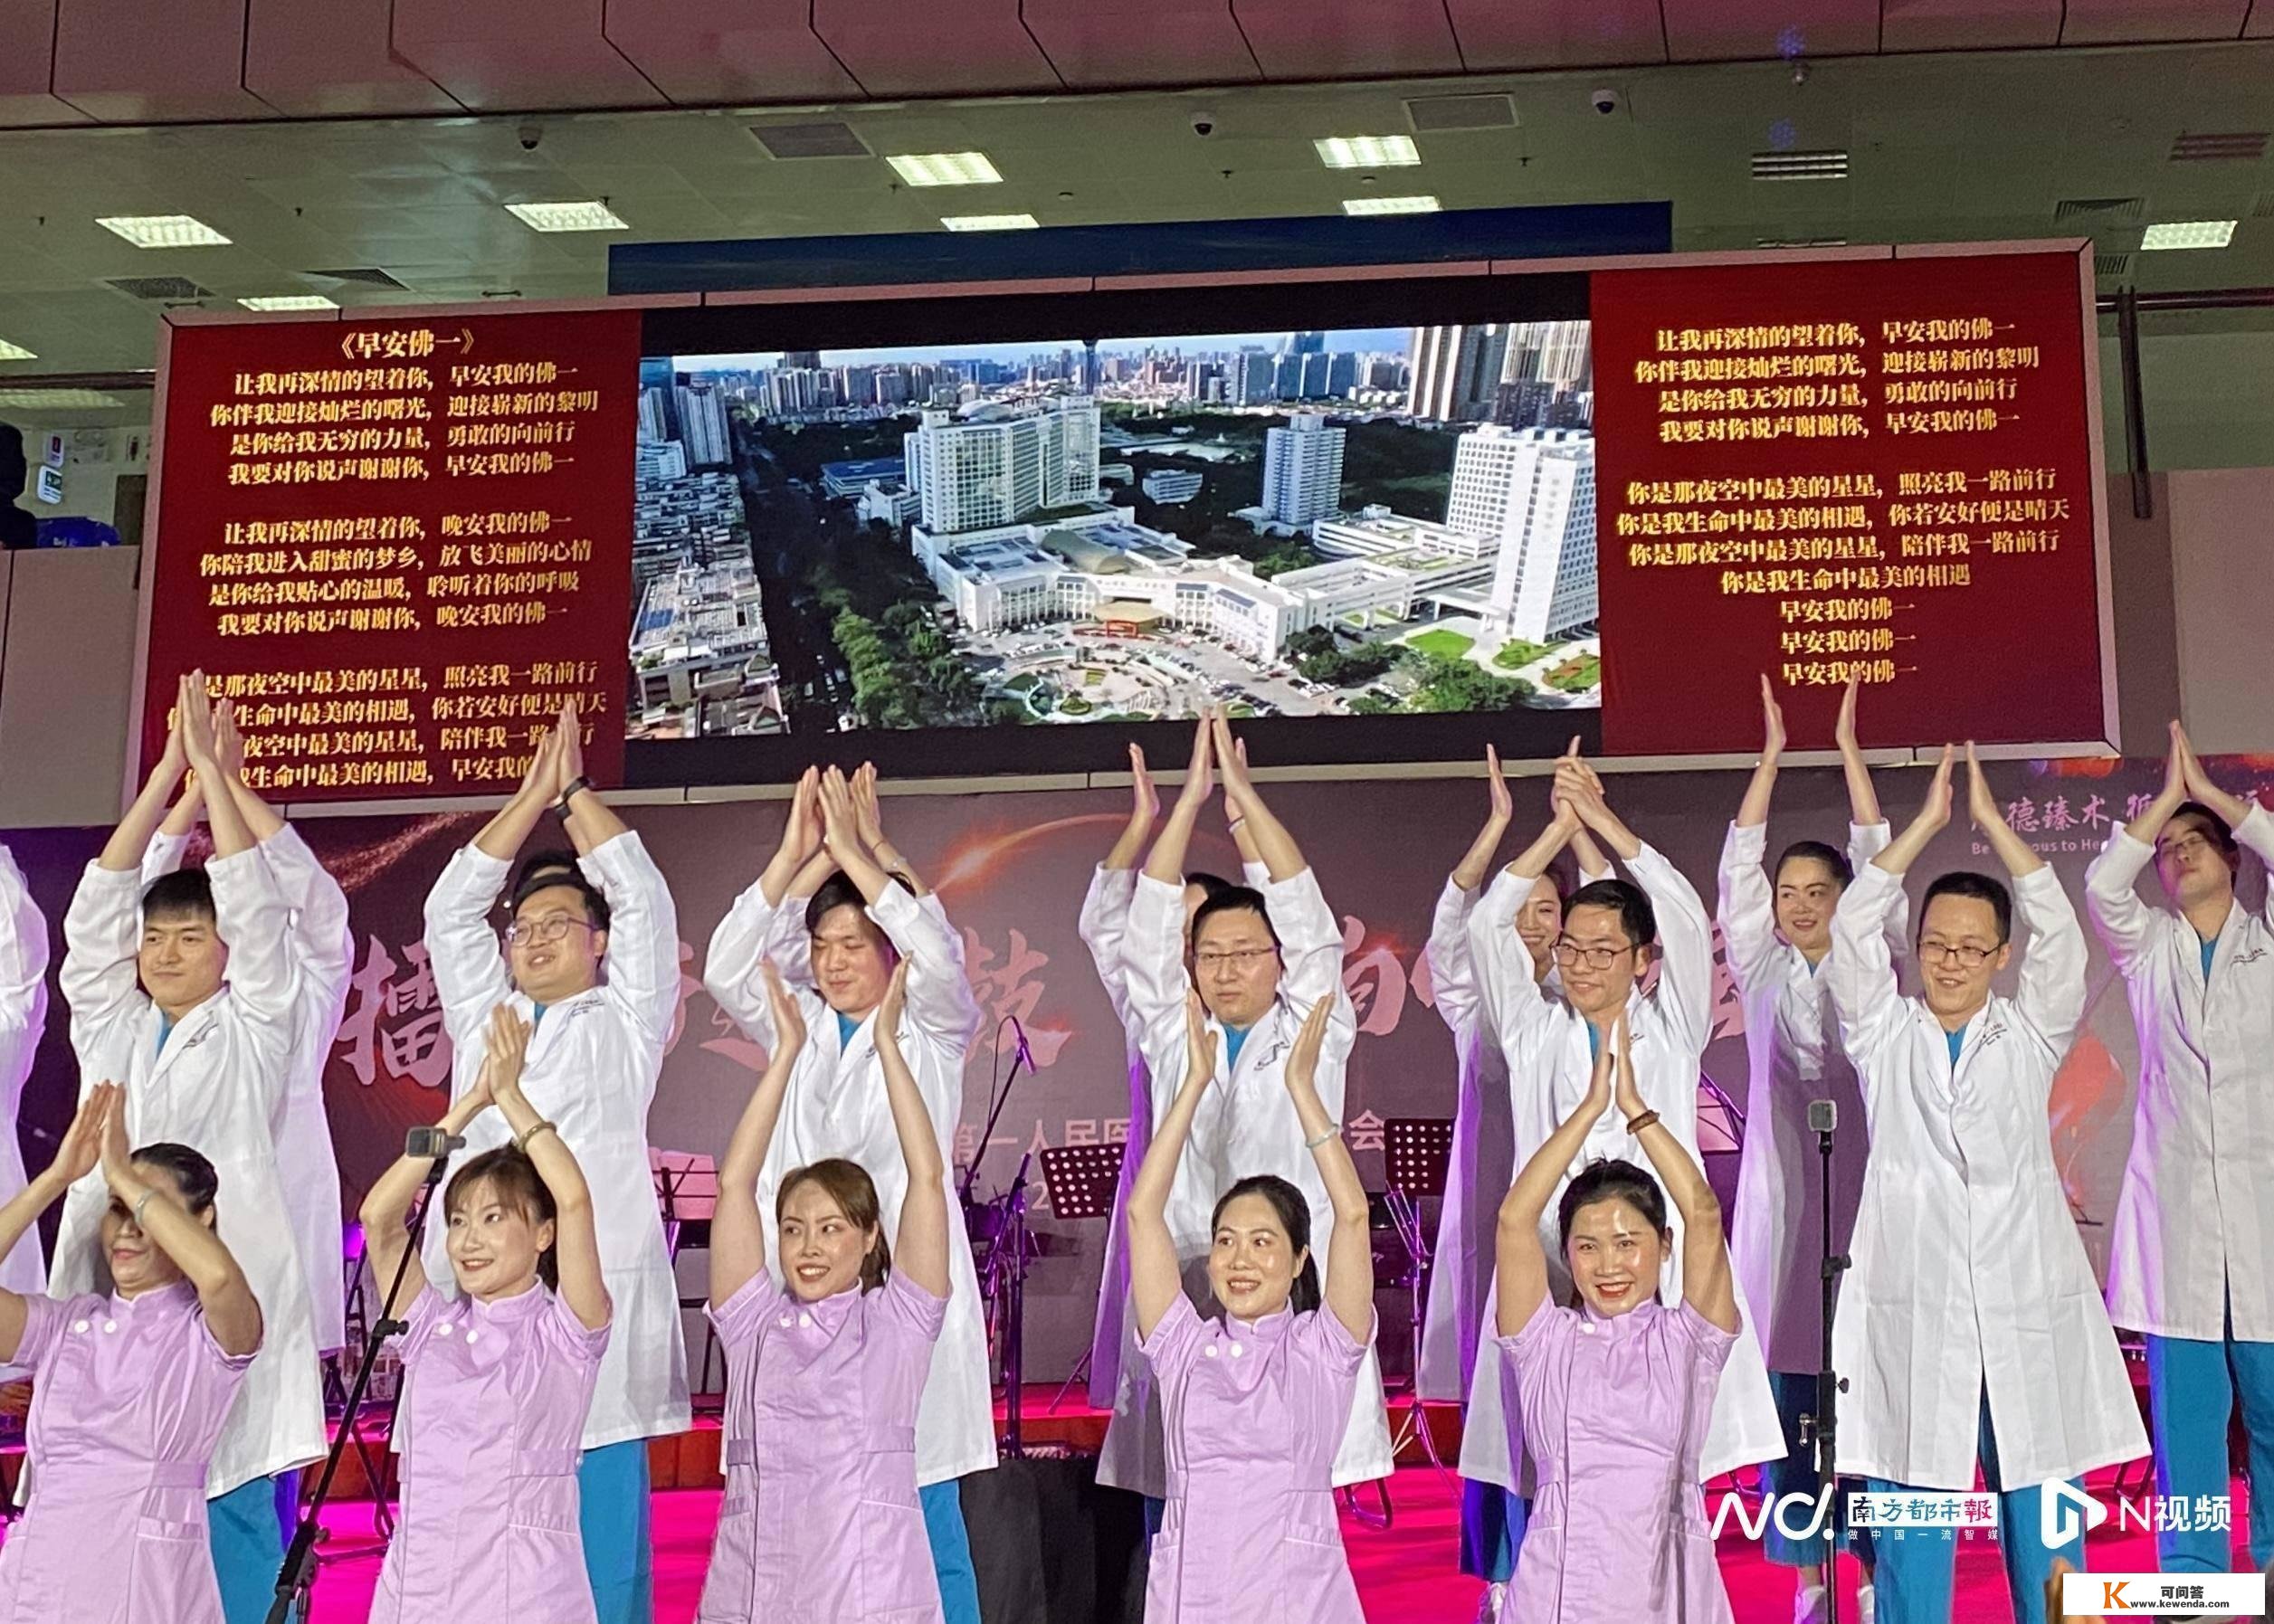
top-left (0, 1283), bottom-right (256, 1624)
top-left (698, 1266), bottom-right (947, 1622)
top-left (1501, 1294), bottom-right (1738, 1623)
top-left (370, 1283), bottom-right (611, 1623)
top-left (1140, 1295), bottom-right (1373, 1623)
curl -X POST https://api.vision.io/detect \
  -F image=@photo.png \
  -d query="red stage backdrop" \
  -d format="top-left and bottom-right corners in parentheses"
top-left (141, 309), bottom-right (644, 800)
top-left (1590, 251), bottom-right (2107, 755)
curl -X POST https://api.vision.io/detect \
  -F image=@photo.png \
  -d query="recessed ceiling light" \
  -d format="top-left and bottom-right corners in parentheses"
top-left (885, 151), bottom-right (1003, 187)
top-left (940, 214), bottom-right (1038, 232)
top-left (237, 295), bottom-right (339, 312)
top-left (97, 214), bottom-right (232, 249)
top-left (1316, 136), bottom-right (1421, 169)
top-left (2141, 220), bottom-right (2236, 251)
top-left (504, 200), bottom-right (630, 233)
top-left (0, 388), bottom-right (124, 410)
top-left (1343, 195), bottom-right (1441, 216)
top-left (0, 337), bottom-right (34, 362)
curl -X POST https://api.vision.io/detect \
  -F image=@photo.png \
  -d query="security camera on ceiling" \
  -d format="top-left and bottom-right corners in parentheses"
top-left (1590, 89), bottom-right (1622, 116)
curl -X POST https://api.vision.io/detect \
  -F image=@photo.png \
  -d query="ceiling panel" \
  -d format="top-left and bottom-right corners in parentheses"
top-left (389, 0), bottom-right (668, 109)
top-left (1443, 0), bottom-right (1667, 71)
top-left (1660, 0), bottom-right (1881, 62)
top-left (0, 2), bottom-right (89, 128)
top-left (812, 0), bottom-right (1061, 97)
top-left (1022, 0), bottom-right (1261, 90)
top-left (1881, 0), bottom-right (2063, 51)
top-left (51, 0), bottom-right (279, 122)
top-left (2060, 0), bottom-right (2252, 43)
top-left (1232, 0), bottom-right (1463, 81)
top-left (604, 1), bottom-right (864, 104)
top-left (244, 0), bottom-right (461, 117)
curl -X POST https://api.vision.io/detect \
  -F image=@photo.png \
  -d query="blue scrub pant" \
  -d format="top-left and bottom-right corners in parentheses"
top-left (1864, 1400), bottom-right (2080, 1624)
top-left (920, 1478), bottom-right (981, 1624)
top-left (208, 1469), bottom-right (298, 1624)
top-left (578, 1439), bottom-right (653, 1624)
top-left (2145, 1301), bottom-right (2274, 1573)
top-left (1459, 1478), bottom-right (1529, 1582)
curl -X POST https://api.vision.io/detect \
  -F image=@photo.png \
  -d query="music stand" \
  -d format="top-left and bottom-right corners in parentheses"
top-left (1381, 1118), bottom-right (1455, 1476)
top-left (1039, 1144), bottom-right (1125, 1414)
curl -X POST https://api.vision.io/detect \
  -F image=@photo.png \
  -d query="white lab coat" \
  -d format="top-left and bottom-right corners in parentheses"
top-left (1827, 862), bottom-right (2147, 1488)
top-left (1457, 846), bottom-right (1784, 1490)
top-left (52, 852), bottom-right (326, 1496)
top-left (1717, 821), bottom-right (1902, 1375)
top-left (702, 879), bottom-right (996, 1487)
top-left (2087, 806), bottom-right (2274, 1343)
top-left (1118, 866), bottom-right (1395, 1489)
top-left (0, 850), bottom-right (48, 1352)
top-left (146, 826), bottom-right (347, 1351)
top-left (420, 834), bottom-right (690, 1450)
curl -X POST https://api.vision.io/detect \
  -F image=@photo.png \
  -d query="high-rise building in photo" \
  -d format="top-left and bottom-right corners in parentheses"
top-left (1408, 325), bottom-right (1511, 423)
top-left (676, 383), bottom-right (733, 470)
top-left (904, 397), bottom-right (1103, 535)
top-left (1261, 413), bottom-right (1346, 528)
top-left (1444, 425), bottom-right (1598, 642)
top-left (1287, 331), bottom-right (1327, 355)
top-left (1235, 351), bottom-right (1276, 406)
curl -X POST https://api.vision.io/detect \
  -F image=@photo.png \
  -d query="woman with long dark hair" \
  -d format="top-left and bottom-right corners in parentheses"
top-left (0, 1081), bottom-right (262, 1623)
top-left (1127, 992), bottom-right (1378, 1622)
top-left (699, 956), bottom-right (951, 1622)
top-left (361, 1002), bottom-right (614, 1622)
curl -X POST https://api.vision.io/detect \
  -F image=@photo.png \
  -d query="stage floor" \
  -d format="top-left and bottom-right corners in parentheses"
top-left (300, 1460), bottom-right (2257, 1621)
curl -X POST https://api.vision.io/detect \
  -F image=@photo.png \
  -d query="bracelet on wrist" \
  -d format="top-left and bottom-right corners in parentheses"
top-left (1304, 1125), bottom-right (1340, 1151)
top-left (554, 776), bottom-right (592, 816)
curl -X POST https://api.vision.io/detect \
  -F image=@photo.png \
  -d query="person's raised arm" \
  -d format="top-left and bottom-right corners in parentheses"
top-left (1612, 1018), bottom-right (1737, 1332)
top-left (1832, 749), bottom-right (1952, 1073)
top-left (100, 1084), bottom-right (261, 1356)
top-left (1283, 998), bottom-right (1371, 1343)
top-left (544, 699), bottom-right (632, 857)
top-left (2173, 721), bottom-right (2251, 834)
top-left (875, 964), bottom-right (948, 1298)
top-left (358, 1066), bottom-right (497, 1318)
top-left (471, 719), bottom-right (566, 864)
top-left (710, 964), bottom-right (804, 1309)
top-left (2086, 725), bottom-right (2185, 969)
top-left (1870, 746), bottom-right (1955, 879)
top-left (852, 762), bottom-right (928, 897)
top-left (831, 768), bottom-right (978, 1056)
top-left (0, 846), bottom-right (49, 1052)
top-left (1142, 714), bottom-right (1214, 888)
top-left (1834, 676), bottom-right (1884, 829)
top-left (0, 1087), bottom-right (104, 1363)
top-left (1967, 744), bottom-right (2087, 1054)
top-left (99, 679), bottom-right (192, 873)
top-left (482, 1004), bottom-right (609, 1330)
top-left (1128, 992), bottom-right (1216, 1343)
top-left (1103, 744), bottom-right (1158, 875)
top-left (702, 768), bottom-right (822, 1048)
top-left (1554, 741), bottom-right (1643, 865)
top-left (1566, 748), bottom-right (1713, 1039)
top-left (1495, 1040), bottom-right (1614, 1335)
top-left (177, 683), bottom-right (253, 862)
top-left (1213, 712), bottom-right (1304, 882)
top-left (1451, 746), bottom-right (1514, 893)
top-left (1735, 675), bottom-right (1786, 832)
top-left (814, 766), bottom-right (894, 906)
top-left (1965, 743), bottom-right (2045, 879)
top-left (209, 701), bottom-right (286, 846)
top-left (756, 766), bottom-right (823, 909)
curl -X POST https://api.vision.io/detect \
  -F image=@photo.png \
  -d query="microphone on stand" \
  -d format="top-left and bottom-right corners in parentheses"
top-left (1008, 1016), bottom-right (1034, 1072)
top-left (404, 1126), bottom-right (466, 1160)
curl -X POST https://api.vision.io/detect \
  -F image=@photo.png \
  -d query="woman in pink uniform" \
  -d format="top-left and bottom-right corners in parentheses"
top-left (0, 1080), bottom-right (263, 1624)
top-left (1129, 992), bottom-right (1376, 1624)
top-left (700, 958), bottom-right (951, 1623)
top-left (1494, 1014), bottom-right (1741, 1624)
top-left (363, 1002), bottom-right (614, 1623)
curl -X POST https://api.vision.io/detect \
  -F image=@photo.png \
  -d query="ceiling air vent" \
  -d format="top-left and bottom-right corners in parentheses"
top-left (1756, 236), bottom-right (1850, 248)
top-left (307, 267), bottom-right (409, 289)
top-left (1752, 150), bottom-right (1848, 181)
top-left (2171, 131), bottom-right (2268, 163)
top-left (1404, 93), bottom-right (1518, 133)
top-left (2094, 253), bottom-right (2133, 279)
top-left (749, 121), bottom-right (873, 160)
top-left (105, 276), bottom-right (212, 301)
top-left (2248, 191), bottom-right (2274, 219)
top-left (2053, 196), bottom-right (2145, 223)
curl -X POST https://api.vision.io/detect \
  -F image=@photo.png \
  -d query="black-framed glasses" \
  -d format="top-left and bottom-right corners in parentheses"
top-left (1918, 940), bottom-right (1997, 968)
top-left (1552, 939), bottom-right (1635, 970)
top-left (2155, 832), bottom-right (2215, 863)
top-left (1194, 946), bottom-right (1280, 972)
top-left (506, 916), bottom-right (597, 947)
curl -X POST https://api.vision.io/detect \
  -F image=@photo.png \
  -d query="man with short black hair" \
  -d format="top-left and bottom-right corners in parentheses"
top-left (2086, 721), bottom-right (2274, 1581)
top-left (420, 699), bottom-right (689, 1624)
top-left (1829, 746), bottom-right (2146, 1624)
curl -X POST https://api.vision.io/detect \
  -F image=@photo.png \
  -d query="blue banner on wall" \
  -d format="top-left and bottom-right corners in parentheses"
top-left (607, 203), bottom-right (1672, 295)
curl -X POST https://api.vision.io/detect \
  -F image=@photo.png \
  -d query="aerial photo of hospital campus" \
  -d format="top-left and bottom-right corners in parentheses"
top-left (624, 323), bottom-right (1601, 739)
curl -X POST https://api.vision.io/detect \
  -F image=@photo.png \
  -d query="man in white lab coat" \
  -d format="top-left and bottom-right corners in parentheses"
top-left (143, 702), bottom-right (347, 1363)
top-left (1422, 747), bottom-right (1603, 1619)
top-left (703, 765), bottom-right (992, 1624)
top-left (1829, 746), bottom-right (2146, 1624)
top-left (52, 676), bottom-right (324, 1624)
top-left (1718, 678), bottom-right (1898, 1623)
top-left (419, 703), bottom-right (689, 1624)
top-left (1117, 712), bottom-right (1394, 1493)
top-left (1460, 746), bottom-right (1784, 1509)
top-left (0, 841), bottom-right (49, 1372)
top-left (2084, 721), bottom-right (2274, 1579)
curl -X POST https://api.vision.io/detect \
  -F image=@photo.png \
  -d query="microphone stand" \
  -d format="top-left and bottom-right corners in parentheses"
top-left (266, 1145), bottom-right (451, 1624)
top-left (957, 1020), bottom-right (1032, 1206)
top-left (1805, 1099), bottom-right (1851, 1624)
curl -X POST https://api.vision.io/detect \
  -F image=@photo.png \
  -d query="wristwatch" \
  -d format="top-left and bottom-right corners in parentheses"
top-left (554, 775), bottom-right (592, 817)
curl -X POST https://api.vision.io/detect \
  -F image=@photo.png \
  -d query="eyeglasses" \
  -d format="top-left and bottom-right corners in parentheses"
top-left (2155, 832), bottom-right (2215, 863)
top-left (1552, 939), bottom-right (1635, 970)
top-left (1194, 947), bottom-right (1280, 972)
top-left (1918, 939), bottom-right (1997, 968)
top-left (507, 916), bottom-right (596, 947)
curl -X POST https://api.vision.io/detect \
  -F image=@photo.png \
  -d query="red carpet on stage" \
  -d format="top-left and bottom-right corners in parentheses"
top-left (299, 1462), bottom-right (2256, 1621)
